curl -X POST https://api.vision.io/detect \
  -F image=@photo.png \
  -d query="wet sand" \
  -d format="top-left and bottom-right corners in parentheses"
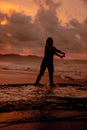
top-left (0, 69), bottom-right (87, 130)
top-left (0, 110), bottom-right (87, 130)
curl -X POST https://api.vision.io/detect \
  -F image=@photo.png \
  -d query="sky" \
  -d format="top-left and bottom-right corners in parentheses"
top-left (0, 0), bottom-right (87, 59)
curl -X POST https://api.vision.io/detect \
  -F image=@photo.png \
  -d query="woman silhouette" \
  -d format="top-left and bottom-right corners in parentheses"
top-left (34, 37), bottom-right (65, 86)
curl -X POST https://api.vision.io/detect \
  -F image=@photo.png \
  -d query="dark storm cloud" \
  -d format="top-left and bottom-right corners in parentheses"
top-left (0, 0), bottom-right (87, 55)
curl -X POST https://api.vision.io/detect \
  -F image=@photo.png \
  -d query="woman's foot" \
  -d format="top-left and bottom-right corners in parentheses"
top-left (34, 82), bottom-right (42, 86)
top-left (49, 83), bottom-right (56, 87)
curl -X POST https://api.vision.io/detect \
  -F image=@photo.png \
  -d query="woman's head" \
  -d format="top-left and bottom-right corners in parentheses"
top-left (46, 37), bottom-right (53, 46)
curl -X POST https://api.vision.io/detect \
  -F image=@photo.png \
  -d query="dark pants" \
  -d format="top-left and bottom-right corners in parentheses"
top-left (35, 59), bottom-right (54, 85)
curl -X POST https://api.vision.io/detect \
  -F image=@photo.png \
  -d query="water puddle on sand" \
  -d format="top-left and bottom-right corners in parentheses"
top-left (0, 85), bottom-right (87, 112)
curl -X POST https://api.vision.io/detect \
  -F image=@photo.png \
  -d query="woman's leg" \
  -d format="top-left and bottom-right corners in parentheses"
top-left (34, 63), bottom-right (46, 84)
top-left (48, 64), bottom-right (54, 85)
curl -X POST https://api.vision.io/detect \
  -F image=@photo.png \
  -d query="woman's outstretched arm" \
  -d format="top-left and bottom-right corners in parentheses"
top-left (55, 52), bottom-right (65, 58)
top-left (54, 47), bottom-right (65, 58)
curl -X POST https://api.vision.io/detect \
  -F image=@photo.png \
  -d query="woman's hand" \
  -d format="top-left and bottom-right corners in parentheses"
top-left (60, 53), bottom-right (65, 58)
top-left (63, 53), bottom-right (65, 57)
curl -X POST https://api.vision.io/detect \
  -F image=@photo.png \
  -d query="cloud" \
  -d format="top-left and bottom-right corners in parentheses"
top-left (35, 0), bottom-right (61, 9)
top-left (0, 0), bottom-right (87, 57)
top-left (81, 0), bottom-right (87, 3)
top-left (0, 11), bottom-right (39, 49)
top-left (69, 19), bottom-right (87, 51)
top-left (80, 0), bottom-right (87, 6)
top-left (34, 0), bottom-right (87, 53)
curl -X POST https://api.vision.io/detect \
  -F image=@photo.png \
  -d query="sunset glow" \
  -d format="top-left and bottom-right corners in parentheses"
top-left (0, 19), bottom-right (8, 25)
top-left (0, 0), bottom-right (87, 59)
top-left (0, 3), bottom-right (19, 13)
top-left (20, 48), bottom-right (31, 56)
top-left (6, 33), bottom-right (12, 38)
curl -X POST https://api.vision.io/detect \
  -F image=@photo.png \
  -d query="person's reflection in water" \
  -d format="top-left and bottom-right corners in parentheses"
top-left (34, 37), bottom-right (65, 86)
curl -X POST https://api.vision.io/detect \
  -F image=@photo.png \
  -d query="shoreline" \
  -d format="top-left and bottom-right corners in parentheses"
top-left (0, 69), bottom-right (87, 130)
top-left (0, 69), bottom-right (86, 85)
top-left (0, 110), bottom-right (87, 130)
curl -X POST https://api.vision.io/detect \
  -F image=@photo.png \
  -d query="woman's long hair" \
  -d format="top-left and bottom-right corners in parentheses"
top-left (46, 37), bottom-right (53, 46)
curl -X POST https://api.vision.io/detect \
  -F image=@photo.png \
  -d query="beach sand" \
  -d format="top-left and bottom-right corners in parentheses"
top-left (0, 69), bottom-right (85, 85)
top-left (0, 69), bottom-right (87, 130)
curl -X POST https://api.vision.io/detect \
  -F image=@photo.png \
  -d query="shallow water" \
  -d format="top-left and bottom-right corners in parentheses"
top-left (0, 84), bottom-right (87, 112)
top-left (0, 110), bottom-right (87, 130)
top-left (0, 84), bottom-right (87, 130)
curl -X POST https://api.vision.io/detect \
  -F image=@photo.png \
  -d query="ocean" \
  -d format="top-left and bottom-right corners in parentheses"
top-left (0, 58), bottom-right (87, 80)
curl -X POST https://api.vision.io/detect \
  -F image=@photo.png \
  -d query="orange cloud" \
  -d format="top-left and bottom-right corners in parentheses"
top-left (57, 11), bottom-right (68, 25)
top-left (20, 48), bottom-right (31, 56)
top-left (6, 44), bottom-right (12, 49)
top-left (7, 9), bottom-right (15, 17)
top-left (0, 18), bottom-right (8, 25)
top-left (6, 33), bottom-right (12, 38)
top-left (0, 2), bottom-right (19, 12)
top-left (0, 2), bottom-right (38, 19)
top-left (0, 1), bottom-right (87, 60)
